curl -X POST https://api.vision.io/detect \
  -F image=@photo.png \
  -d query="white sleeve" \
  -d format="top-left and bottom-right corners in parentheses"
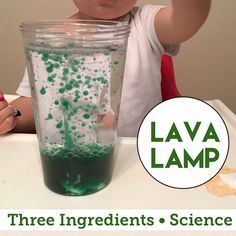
top-left (138, 4), bottom-right (180, 56)
top-left (16, 68), bottom-right (31, 97)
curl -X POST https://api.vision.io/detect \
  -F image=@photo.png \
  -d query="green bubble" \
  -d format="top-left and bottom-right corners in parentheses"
top-left (58, 88), bottom-right (65, 94)
top-left (71, 125), bottom-right (77, 130)
top-left (85, 78), bottom-right (92, 85)
top-left (40, 87), bottom-right (47, 95)
top-left (50, 55), bottom-right (61, 62)
top-left (59, 130), bottom-right (65, 134)
top-left (74, 97), bottom-right (79, 103)
top-left (63, 68), bottom-right (69, 75)
top-left (46, 113), bottom-right (53, 120)
top-left (54, 63), bottom-right (60, 69)
top-left (54, 100), bottom-right (59, 105)
top-left (74, 81), bottom-right (80, 88)
top-left (56, 120), bottom-right (63, 129)
top-left (69, 79), bottom-right (75, 85)
top-left (69, 59), bottom-right (79, 66)
top-left (65, 84), bottom-right (73, 91)
top-left (81, 122), bottom-right (87, 127)
top-left (113, 61), bottom-right (119, 65)
top-left (64, 53), bottom-right (69, 58)
top-left (72, 67), bottom-right (78, 72)
top-left (61, 99), bottom-right (71, 111)
top-left (83, 114), bottom-right (90, 119)
top-left (47, 76), bottom-right (55, 83)
top-left (61, 76), bottom-right (68, 82)
top-left (83, 91), bottom-right (89, 96)
top-left (42, 53), bottom-right (49, 61)
top-left (84, 107), bottom-right (89, 112)
top-left (101, 78), bottom-right (108, 84)
top-left (46, 65), bottom-right (53, 73)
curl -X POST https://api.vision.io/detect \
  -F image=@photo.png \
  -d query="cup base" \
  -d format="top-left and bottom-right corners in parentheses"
top-left (44, 178), bottom-right (112, 196)
top-left (40, 144), bottom-right (115, 196)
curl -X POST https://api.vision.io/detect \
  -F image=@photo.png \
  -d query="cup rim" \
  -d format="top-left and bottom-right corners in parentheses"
top-left (20, 19), bottom-right (130, 35)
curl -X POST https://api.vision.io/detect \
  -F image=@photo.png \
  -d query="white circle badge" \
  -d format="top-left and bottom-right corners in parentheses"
top-left (137, 97), bottom-right (229, 189)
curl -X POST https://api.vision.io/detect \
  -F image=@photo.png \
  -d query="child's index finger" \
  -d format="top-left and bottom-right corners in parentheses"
top-left (0, 90), bottom-right (5, 102)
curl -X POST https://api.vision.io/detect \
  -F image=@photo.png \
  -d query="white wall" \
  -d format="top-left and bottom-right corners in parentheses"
top-left (0, 0), bottom-right (236, 112)
top-left (0, 0), bottom-right (76, 94)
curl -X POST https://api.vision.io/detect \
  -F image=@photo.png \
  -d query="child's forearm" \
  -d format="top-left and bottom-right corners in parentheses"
top-left (10, 96), bottom-right (35, 133)
top-left (156, 0), bottom-right (211, 44)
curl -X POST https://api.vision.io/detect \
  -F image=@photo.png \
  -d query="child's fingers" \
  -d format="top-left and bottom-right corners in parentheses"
top-left (0, 101), bottom-right (8, 111)
top-left (0, 90), bottom-right (8, 111)
top-left (0, 90), bottom-right (17, 134)
top-left (0, 115), bottom-right (17, 135)
top-left (0, 106), bottom-right (14, 124)
top-left (0, 90), bottom-right (5, 102)
top-left (0, 89), bottom-right (8, 111)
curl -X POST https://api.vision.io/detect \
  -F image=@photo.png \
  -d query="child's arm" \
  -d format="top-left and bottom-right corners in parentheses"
top-left (155, 0), bottom-right (211, 45)
top-left (0, 92), bottom-right (35, 134)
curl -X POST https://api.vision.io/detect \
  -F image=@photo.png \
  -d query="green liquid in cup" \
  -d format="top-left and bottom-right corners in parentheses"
top-left (40, 142), bottom-right (114, 196)
top-left (39, 98), bottom-right (115, 196)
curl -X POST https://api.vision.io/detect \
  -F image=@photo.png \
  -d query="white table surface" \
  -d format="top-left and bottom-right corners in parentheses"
top-left (0, 98), bottom-right (236, 236)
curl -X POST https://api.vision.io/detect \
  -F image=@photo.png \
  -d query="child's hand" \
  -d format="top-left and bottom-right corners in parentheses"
top-left (0, 90), bottom-right (18, 134)
top-left (155, 0), bottom-right (211, 45)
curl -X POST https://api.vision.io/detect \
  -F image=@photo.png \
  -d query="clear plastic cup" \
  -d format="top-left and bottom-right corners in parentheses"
top-left (20, 20), bottom-right (130, 196)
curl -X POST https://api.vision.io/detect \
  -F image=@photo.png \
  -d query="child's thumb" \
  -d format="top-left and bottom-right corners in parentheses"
top-left (0, 89), bottom-right (5, 102)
